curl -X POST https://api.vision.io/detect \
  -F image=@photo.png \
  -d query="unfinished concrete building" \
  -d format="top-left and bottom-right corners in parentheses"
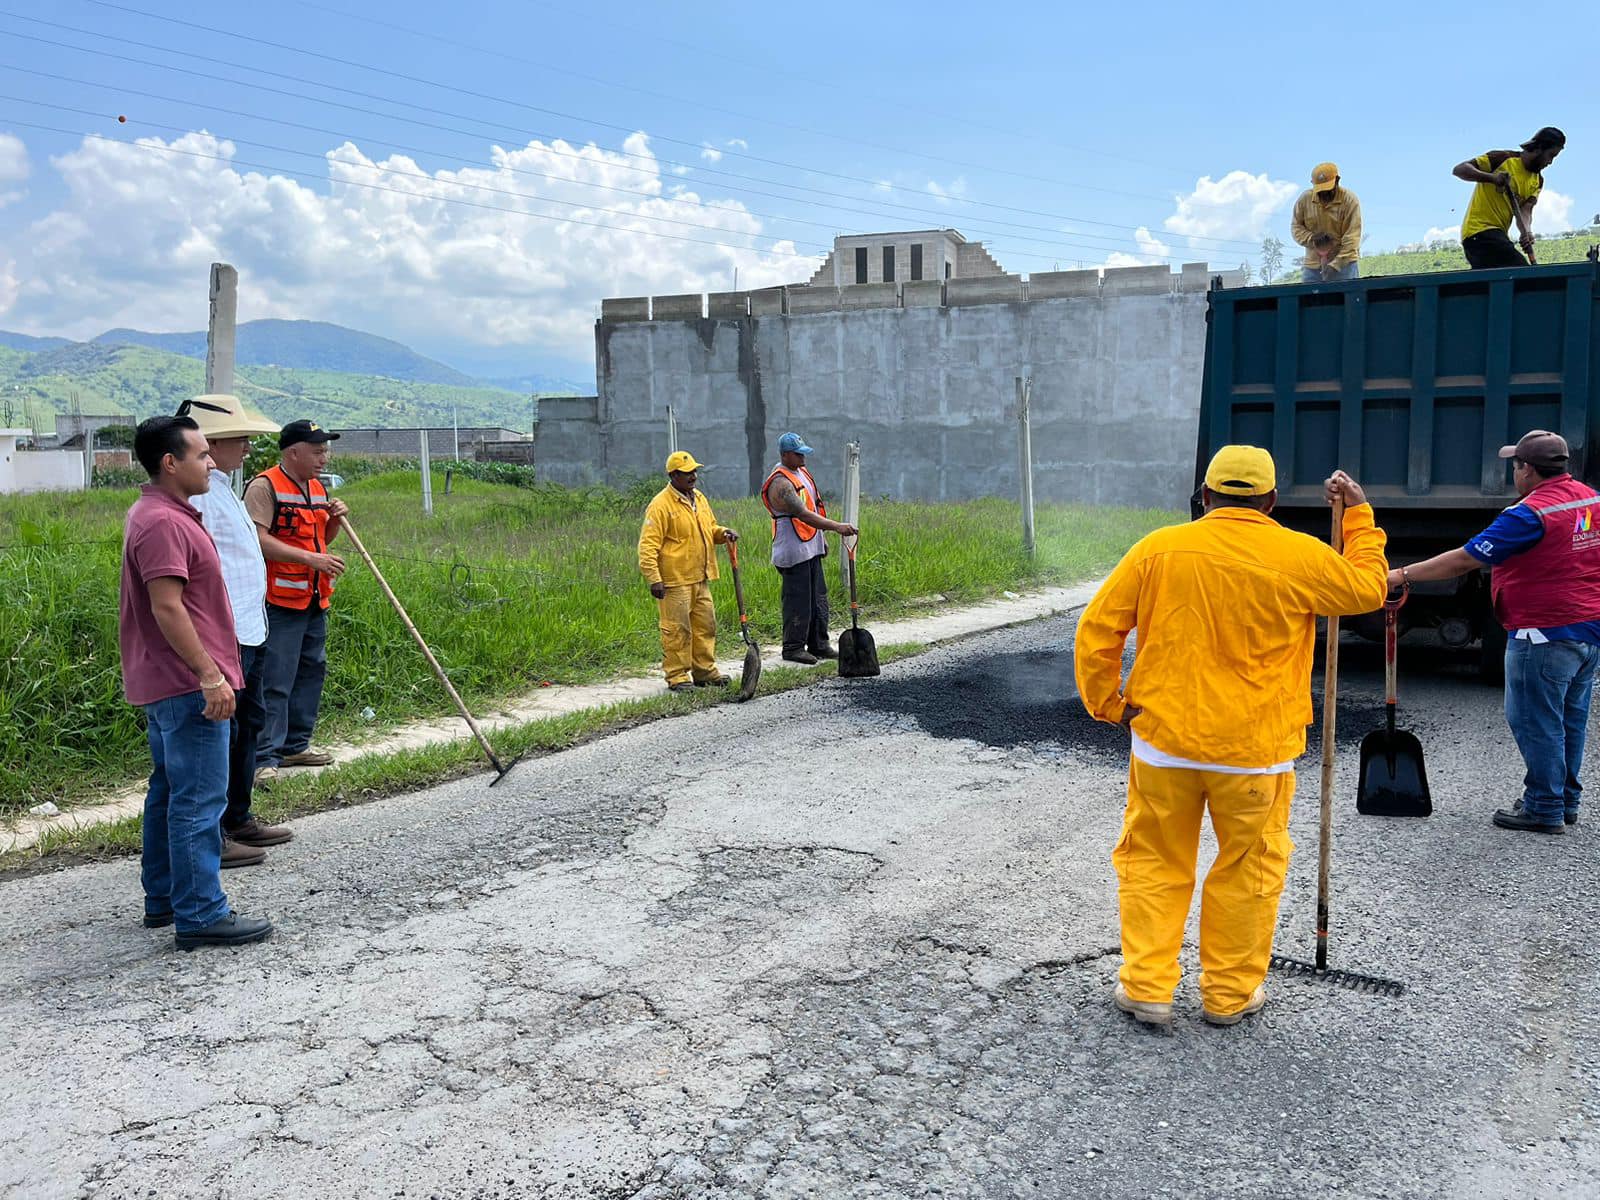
top-left (804, 230), bottom-right (1007, 288)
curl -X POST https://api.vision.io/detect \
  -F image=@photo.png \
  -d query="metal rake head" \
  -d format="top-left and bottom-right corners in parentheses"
top-left (1270, 955), bottom-right (1405, 997)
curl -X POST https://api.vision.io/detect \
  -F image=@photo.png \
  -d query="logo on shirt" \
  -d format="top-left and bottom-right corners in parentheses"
top-left (1574, 507), bottom-right (1600, 550)
top-left (1580, 509), bottom-right (1593, 534)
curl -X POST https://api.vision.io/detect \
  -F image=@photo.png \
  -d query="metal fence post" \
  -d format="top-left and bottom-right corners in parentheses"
top-left (667, 405), bottom-right (678, 456)
top-left (419, 429), bottom-right (434, 516)
top-left (1017, 377), bottom-right (1035, 558)
top-left (840, 440), bottom-right (861, 592)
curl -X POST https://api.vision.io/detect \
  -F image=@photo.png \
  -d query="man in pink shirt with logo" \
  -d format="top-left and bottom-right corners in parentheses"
top-left (120, 415), bottom-right (273, 948)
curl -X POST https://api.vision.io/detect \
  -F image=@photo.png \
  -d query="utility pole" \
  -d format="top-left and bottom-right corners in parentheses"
top-left (206, 263), bottom-right (243, 493)
top-left (1017, 377), bottom-right (1035, 559)
top-left (452, 402), bottom-right (460, 462)
top-left (419, 429), bottom-right (434, 515)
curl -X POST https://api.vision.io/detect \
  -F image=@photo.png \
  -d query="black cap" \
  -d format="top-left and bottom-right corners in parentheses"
top-left (279, 419), bottom-right (340, 449)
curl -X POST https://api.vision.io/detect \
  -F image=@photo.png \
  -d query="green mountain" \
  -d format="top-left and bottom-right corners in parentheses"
top-left (90, 318), bottom-right (480, 386)
top-left (0, 342), bottom-right (540, 434)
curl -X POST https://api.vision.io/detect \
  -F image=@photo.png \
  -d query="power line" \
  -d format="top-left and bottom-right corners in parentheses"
top-left (2, 84), bottom-right (1232, 265)
top-left (0, 11), bottom-right (1260, 242)
top-left (79, 0), bottom-right (1229, 203)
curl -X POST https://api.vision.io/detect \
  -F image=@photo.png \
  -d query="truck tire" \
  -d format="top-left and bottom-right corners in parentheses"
top-left (1478, 621), bottom-right (1506, 685)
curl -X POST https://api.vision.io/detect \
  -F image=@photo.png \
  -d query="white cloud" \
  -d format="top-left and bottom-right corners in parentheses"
top-left (1423, 225), bottom-right (1460, 246)
top-left (1104, 226), bottom-right (1172, 268)
top-left (872, 179), bottom-right (893, 193)
top-left (1539, 188), bottom-right (1574, 232)
top-left (725, 138), bottom-right (748, 150)
top-left (0, 132), bottom-right (29, 207)
top-left (0, 129), bottom-right (818, 359)
top-left (925, 177), bottom-right (967, 206)
top-left (1163, 170), bottom-right (1298, 244)
top-left (699, 143), bottom-right (723, 163)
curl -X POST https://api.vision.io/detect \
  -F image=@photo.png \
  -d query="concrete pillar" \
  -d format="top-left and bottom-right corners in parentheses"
top-left (206, 263), bottom-right (238, 395)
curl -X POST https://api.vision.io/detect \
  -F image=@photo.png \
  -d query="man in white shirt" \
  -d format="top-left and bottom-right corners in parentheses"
top-left (182, 395), bottom-right (295, 863)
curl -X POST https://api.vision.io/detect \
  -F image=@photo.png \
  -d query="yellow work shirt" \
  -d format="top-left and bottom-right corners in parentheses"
top-left (638, 484), bottom-right (729, 587)
top-left (1075, 504), bottom-right (1389, 768)
top-left (1290, 187), bottom-right (1363, 270)
top-left (1461, 152), bottom-right (1543, 240)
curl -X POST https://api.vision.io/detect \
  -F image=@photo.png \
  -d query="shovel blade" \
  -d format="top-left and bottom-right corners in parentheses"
top-left (737, 644), bottom-right (762, 702)
top-left (838, 626), bottom-right (880, 678)
top-left (1356, 728), bottom-right (1432, 817)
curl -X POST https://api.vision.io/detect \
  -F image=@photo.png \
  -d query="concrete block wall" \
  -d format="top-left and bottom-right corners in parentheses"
top-left (946, 274), bottom-right (1024, 306)
top-left (579, 287), bottom-right (1210, 509)
top-left (651, 293), bottom-right (704, 320)
top-left (601, 297), bottom-right (650, 322)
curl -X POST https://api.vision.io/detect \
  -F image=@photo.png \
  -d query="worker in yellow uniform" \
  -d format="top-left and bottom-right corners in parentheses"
top-left (638, 450), bottom-right (738, 693)
top-left (1075, 447), bottom-right (1388, 1028)
top-left (1290, 162), bottom-right (1362, 283)
top-left (1453, 126), bottom-right (1565, 269)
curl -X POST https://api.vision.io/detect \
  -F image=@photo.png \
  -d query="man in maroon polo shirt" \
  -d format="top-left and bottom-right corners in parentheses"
top-left (121, 415), bottom-right (273, 949)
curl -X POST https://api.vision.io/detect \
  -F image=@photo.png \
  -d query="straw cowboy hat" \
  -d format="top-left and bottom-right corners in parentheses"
top-left (175, 393), bottom-right (281, 439)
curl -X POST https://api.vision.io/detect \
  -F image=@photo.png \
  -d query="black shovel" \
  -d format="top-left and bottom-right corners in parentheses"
top-left (726, 540), bottom-right (761, 702)
top-left (1356, 588), bottom-right (1432, 817)
top-left (838, 538), bottom-right (879, 678)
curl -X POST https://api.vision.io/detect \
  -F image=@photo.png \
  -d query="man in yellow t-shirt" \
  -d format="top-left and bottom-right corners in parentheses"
top-left (1453, 127), bottom-right (1565, 269)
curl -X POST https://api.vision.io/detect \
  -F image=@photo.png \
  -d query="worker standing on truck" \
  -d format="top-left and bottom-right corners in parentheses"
top-left (1388, 431), bottom-right (1600, 834)
top-left (1291, 163), bottom-right (1362, 283)
top-left (1075, 449), bottom-right (1388, 1028)
top-left (638, 450), bottom-right (738, 693)
top-left (1453, 127), bottom-right (1565, 269)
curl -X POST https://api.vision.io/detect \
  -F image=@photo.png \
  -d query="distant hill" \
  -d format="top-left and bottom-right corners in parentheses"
top-left (0, 342), bottom-right (538, 433)
top-left (0, 330), bottom-right (74, 353)
top-left (91, 319), bottom-right (480, 386)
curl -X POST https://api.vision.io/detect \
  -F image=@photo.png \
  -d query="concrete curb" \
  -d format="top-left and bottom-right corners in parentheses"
top-left (1, 581), bottom-right (1102, 854)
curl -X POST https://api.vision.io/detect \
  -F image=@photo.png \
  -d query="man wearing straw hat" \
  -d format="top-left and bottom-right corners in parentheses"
top-left (1075, 448), bottom-right (1387, 1028)
top-left (182, 395), bottom-right (296, 864)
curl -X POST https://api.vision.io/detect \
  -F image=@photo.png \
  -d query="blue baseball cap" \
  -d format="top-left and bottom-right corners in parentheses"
top-left (778, 432), bottom-right (814, 455)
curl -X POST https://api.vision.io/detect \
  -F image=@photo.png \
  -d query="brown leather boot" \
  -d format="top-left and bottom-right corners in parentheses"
top-left (221, 838), bottom-right (266, 869)
top-left (228, 817), bottom-right (294, 847)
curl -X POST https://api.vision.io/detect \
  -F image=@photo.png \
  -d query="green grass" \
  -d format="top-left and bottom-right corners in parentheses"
top-left (0, 473), bottom-right (1172, 815)
top-left (0, 646), bottom-right (923, 874)
top-left (1361, 229), bottom-right (1597, 278)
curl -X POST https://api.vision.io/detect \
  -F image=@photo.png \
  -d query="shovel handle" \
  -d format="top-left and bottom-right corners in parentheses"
top-left (1317, 498), bottom-right (1343, 972)
top-left (726, 540), bottom-right (752, 637)
top-left (847, 539), bottom-right (860, 623)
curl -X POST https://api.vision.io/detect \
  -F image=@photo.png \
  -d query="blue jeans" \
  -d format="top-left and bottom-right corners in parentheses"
top-left (224, 642), bottom-right (267, 831)
top-left (1302, 261), bottom-right (1360, 283)
top-left (1504, 637), bottom-right (1600, 823)
top-left (142, 691), bottom-right (231, 930)
top-left (257, 604), bottom-right (328, 768)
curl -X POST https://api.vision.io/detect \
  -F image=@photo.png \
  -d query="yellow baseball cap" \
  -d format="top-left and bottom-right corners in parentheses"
top-left (1204, 445), bottom-right (1277, 496)
top-left (1311, 162), bottom-right (1339, 193)
top-left (665, 450), bottom-right (703, 474)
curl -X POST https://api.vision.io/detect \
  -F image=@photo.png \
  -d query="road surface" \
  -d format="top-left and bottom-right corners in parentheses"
top-left (2, 614), bottom-right (1596, 1199)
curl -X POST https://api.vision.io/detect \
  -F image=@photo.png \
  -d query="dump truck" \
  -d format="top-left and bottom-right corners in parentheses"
top-left (1194, 255), bottom-right (1600, 680)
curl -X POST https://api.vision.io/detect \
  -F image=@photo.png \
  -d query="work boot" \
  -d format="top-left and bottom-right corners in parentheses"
top-left (694, 673), bottom-right (730, 687)
top-left (1512, 800), bottom-right (1578, 826)
top-left (1493, 807), bottom-right (1564, 834)
top-left (142, 911), bottom-right (175, 929)
top-left (253, 766), bottom-right (278, 791)
top-left (221, 839), bottom-right (266, 869)
top-left (810, 643), bottom-right (839, 660)
top-left (1112, 982), bottom-right (1172, 1028)
top-left (1203, 984), bottom-right (1267, 1026)
top-left (667, 681), bottom-right (695, 694)
top-left (782, 650), bottom-right (819, 665)
top-left (175, 913), bottom-right (273, 952)
top-left (280, 748), bottom-right (333, 767)
top-left (227, 817), bottom-right (294, 847)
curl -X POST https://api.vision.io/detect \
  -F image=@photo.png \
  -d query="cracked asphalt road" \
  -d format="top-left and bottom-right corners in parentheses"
top-left (3, 614), bottom-right (1597, 1199)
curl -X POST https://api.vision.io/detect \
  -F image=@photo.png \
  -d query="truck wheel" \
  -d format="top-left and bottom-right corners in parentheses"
top-left (1478, 622), bottom-right (1507, 685)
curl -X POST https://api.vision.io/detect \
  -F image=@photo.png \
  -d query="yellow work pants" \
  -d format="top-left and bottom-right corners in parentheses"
top-left (657, 580), bottom-right (717, 685)
top-left (1113, 757), bottom-right (1296, 1015)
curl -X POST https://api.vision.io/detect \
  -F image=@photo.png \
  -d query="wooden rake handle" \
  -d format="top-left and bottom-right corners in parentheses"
top-left (339, 515), bottom-right (506, 777)
top-left (1317, 497), bottom-right (1344, 972)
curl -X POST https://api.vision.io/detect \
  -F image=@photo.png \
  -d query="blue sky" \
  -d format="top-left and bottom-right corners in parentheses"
top-left (0, 0), bottom-right (1593, 377)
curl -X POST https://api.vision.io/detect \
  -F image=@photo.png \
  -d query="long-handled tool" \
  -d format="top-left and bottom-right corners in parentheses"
top-left (339, 515), bottom-right (515, 785)
top-left (837, 537), bottom-right (879, 678)
top-left (726, 539), bottom-right (761, 702)
top-left (1357, 588), bottom-right (1432, 817)
top-left (1505, 179), bottom-right (1538, 264)
top-left (1269, 498), bottom-right (1404, 996)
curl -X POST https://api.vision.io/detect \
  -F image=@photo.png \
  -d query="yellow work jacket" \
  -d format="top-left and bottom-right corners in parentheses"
top-left (638, 484), bottom-right (729, 587)
top-left (1290, 187), bottom-right (1363, 270)
top-left (1075, 504), bottom-right (1389, 768)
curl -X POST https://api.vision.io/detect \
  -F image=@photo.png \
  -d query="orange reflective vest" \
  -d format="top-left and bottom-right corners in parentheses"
top-left (257, 463), bottom-right (335, 610)
top-left (761, 465), bottom-right (827, 541)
